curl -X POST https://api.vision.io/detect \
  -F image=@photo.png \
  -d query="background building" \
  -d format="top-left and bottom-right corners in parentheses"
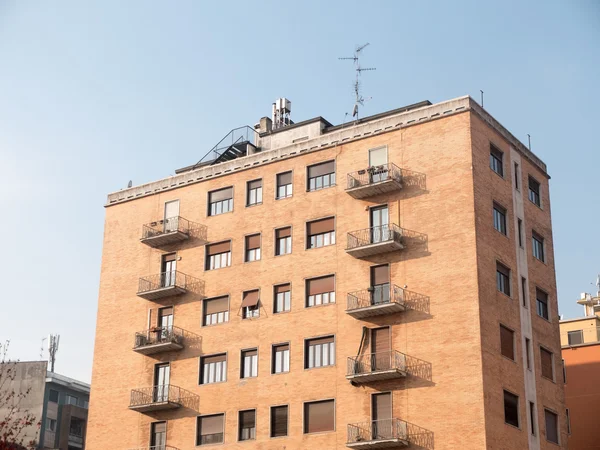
top-left (88, 96), bottom-right (566, 449)
top-left (560, 281), bottom-right (600, 449)
top-left (0, 360), bottom-right (90, 450)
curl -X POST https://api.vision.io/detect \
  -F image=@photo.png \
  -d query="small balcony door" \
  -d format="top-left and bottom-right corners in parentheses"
top-left (164, 200), bottom-right (180, 233)
top-left (158, 307), bottom-right (174, 341)
top-left (150, 421), bottom-right (167, 449)
top-left (370, 206), bottom-right (389, 244)
top-left (371, 265), bottom-right (390, 305)
top-left (161, 254), bottom-right (177, 288)
top-left (368, 147), bottom-right (388, 183)
top-left (371, 327), bottom-right (391, 372)
top-left (154, 363), bottom-right (170, 403)
top-left (371, 392), bottom-right (392, 440)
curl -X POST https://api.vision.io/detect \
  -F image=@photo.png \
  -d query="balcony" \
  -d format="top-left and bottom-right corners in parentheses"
top-left (346, 163), bottom-right (404, 199)
top-left (347, 351), bottom-right (408, 383)
top-left (346, 285), bottom-right (407, 319)
top-left (346, 224), bottom-right (404, 258)
top-left (137, 271), bottom-right (201, 300)
top-left (347, 419), bottom-right (409, 449)
top-left (141, 216), bottom-right (193, 248)
top-left (133, 326), bottom-right (186, 355)
top-left (129, 384), bottom-right (198, 413)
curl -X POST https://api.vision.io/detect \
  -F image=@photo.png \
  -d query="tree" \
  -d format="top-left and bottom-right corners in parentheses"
top-left (0, 341), bottom-right (39, 450)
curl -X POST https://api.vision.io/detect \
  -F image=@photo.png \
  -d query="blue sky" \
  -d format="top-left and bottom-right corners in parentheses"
top-left (0, 1), bottom-right (598, 382)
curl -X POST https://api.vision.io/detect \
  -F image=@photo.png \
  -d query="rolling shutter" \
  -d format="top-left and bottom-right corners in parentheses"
top-left (371, 265), bottom-right (390, 286)
top-left (204, 297), bottom-right (228, 315)
top-left (209, 187), bottom-right (233, 202)
top-left (304, 400), bottom-right (334, 433)
top-left (307, 218), bottom-right (334, 235)
top-left (307, 275), bottom-right (335, 295)
top-left (207, 241), bottom-right (231, 255)
top-left (308, 161), bottom-right (335, 178)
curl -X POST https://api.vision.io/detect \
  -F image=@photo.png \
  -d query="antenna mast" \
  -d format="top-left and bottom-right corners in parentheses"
top-left (48, 334), bottom-right (60, 373)
top-left (339, 43), bottom-right (376, 120)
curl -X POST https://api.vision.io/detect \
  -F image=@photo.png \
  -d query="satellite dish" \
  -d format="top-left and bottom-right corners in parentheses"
top-left (127, 180), bottom-right (132, 188)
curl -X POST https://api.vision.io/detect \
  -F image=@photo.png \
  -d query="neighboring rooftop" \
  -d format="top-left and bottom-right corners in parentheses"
top-left (46, 371), bottom-right (91, 393)
top-left (107, 95), bottom-right (548, 206)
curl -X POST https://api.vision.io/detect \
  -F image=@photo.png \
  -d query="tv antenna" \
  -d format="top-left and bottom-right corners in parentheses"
top-left (48, 334), bottom-right (60, 373)
top-left (339, 43), bottom-right (376, 120)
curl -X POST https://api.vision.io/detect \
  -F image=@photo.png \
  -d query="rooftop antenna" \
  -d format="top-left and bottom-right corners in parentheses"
top-left (480, 90), bottom-right (484, 107)
top-left (339, 43), bottom-right (376, 120)
top-left (48, 334), bottom-right (60, 373)
top-left (596, 273), bottom-right (600, 297)
top-left (127, 180), bottom-right (132, 188)
top-left (40, 337), bottom-right (47, 360)
top-left (527, 134), bottom-right (531, 150)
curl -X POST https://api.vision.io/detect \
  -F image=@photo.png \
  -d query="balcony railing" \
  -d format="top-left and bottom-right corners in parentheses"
top-left (347, 285), bottom-right (407, 319)
top-left (347, 350), bottom-right (408, 383)
top-left (133, 326), bottom-right (186, 355)
top-left (346, 163), bottom-right (404, 199)
top-left (129, 384), bottom-right (198, 413)
top-left (346, 224), bottom-right (404, 258)
top-left (141, 216), bottom-right (191, 248)
top-left (137, 271), bottom-right (202, 300)
top-left (347, 418), bottom-right (409, 448)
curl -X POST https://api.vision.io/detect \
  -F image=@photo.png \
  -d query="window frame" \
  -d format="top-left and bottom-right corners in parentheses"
top-left (499, 324), bottom-right (516, 361)
top-left (48, 389), bottom-right (59, 403)
top-left (540, 346), bottom-right (555, 382)
top-left (307, 160), bottom-right (336, 192)
top-left (240, 348), bottom-right (258, 379)
top-left (496, 262), bottom-right (511, 297)
top-left (199, 352), bottom-right (228, 385)
top-left (207, 187), bottom-right (234, 217)
top-left (269, 404), bottom-right (289, 439)
top-left (493, 202), bottom-right (508, 236)
top-left (567, 330), bottom-right (584, 346)
top-left (274, 226), bottom-right (292, 256)
top-left (202, 295), bottom-right (230, 327)
top-left (196, 413), bottom-right (225, 446)
top-left (544, 408), bottom-right (559, 444)
top-left (528, 176), bottom-right (542, 207)
top-left (302, 398), bottom-right (336, 435)
top-left (304, 335), bottom-right (336, 370)
top-left (536, 287), bottom-right (550, 321)
top-left (244, 233), bottom-right (262, 263)
top-left (490, 143), bottom-right (504, 177)
top-left (241, 289), bottom-right (260, 320)
top-left (205, 240), bottom-right (232, 271)
top-left (271, 342), bottom-right (291, 375)
top-left (275, 171), bottom-right (293, 200)
top-left (532, 231), bottom-right (545, 263)
top-left (305, 274), bottom-right (336, 308)
top-left (503, 389), bottom-right (520, 429)
top-left (273, 283), bottom-right (291, 314)
top-left (246, 179), bottom-right (263, 207)
top-left (238, 409), bottom-right (257, 442)
top-left (306, 216), bottom-right (336, 250)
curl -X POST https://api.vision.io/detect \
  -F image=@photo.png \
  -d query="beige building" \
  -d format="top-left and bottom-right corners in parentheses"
top-left (87, 96), bottom-right (567, 449)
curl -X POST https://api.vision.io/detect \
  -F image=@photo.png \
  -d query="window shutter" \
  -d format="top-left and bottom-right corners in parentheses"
top-left (203, 354), bottom-right (226, 365)
top-left (372, 327), bottom-right (390, 354)
top-left (307, 275), bottom-right (335, 295)
top-left (497, 263), bottom-right (510, 277)
top-left (271, 406), bottom-right (288, 437)
top-left (307, 218), bottom-right (335, 235)
top-left (541, 348), bottom-right (553, 379)
top-left (199, 414), bottom-right (223, 436)
top-left (204, 297), bottom-right (229, 315)
top-left (207, 241), bottom-right (231, 255)
top-left (248, 179), bottom-right (262, 190)
top-left (372, 392), bottom-right (391, 421)
top-left (152, 421), bottom-right (167, 433)
top-left (304, 400), bottom-right (334, 433)
top-left (536, 289), bottom-right (548, 304)
top-left (209, 187), bottom-right (233, 202)
top-left (275, 343), bottom-right (289, 352)
top-left (308, 161), bottom-right (335, 178)
top-left (159, 307), bottom-right (173, 318)
top-left (246, 234), bottom-right (261, 250)
top-left (545, 410), bottom-right (558, 443)
top-left (163, 253), bottom-right (177, 262)
top-left (243, 349), bottom-right (257, 357)
top-left (371, 265), bottom-right (390, 286)
top-left (241, 290), bottom-right (260, 308)
top-left (276, 227), bottom-right (291, 239)
top-left (308, 336), bottom-right (335, 346)
top-left (500, 326), bottom-right (514, 360)
top-left (275, 283), bottom-right (290, 294)
top-left (277, 171), bottom-right (292, 185)
top-left (239, 410), bottom-right (255, 429)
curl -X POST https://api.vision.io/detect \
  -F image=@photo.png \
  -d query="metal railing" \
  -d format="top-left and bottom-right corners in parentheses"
top-left (347, 224), bottom-right (403, 250)
top-left (137, 271), bottom-right (200, 294)
top-left (347, 350), bottom-right (407, 376)
top-left (142, 216), bottom-right (190, 240)
top-left (347, 418), bottom-right (408, 443)
top-left (347, 163), bottom-right (403, 190)
top-left (194, 126), bottom-right (258, 168)
top-left (347, 285), bottom-right (406, 311)
top-left (130, 384), bottom-right (196, 408)
top-left (134, 326), bottom-right (185, 349)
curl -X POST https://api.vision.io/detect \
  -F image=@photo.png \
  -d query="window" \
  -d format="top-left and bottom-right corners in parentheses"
top-left (566, 408), bottom-right (571, 435)
top-left (245, 234), bottom-right (261, 262)
top-left (514, 162), bottom-right (520, 190)
top-left (305, 336), bottom-right (335, 369)
top-left (562, 359), bottom-right (567, 383)
top-left (307, 217), bottom-right (335, 249)
top-left (304, 399), bottom-right (335, 434)
top-left (493, 203), bottom-right (507, 235)
top-left (540, 347), bottom-right (554, 381)
top-left (528, 176), bottom-right (541, 207)
top-left (200, 354), bottom-right (227, 384)
top-left (46, 418), bottom-right (57, 432)
top-left (206, 241), bottom-right (232, 270)
top-left (241, 290), bottom-right (260, 319)
top-left (276, 171), bottom-right (293, 199)
top-left (203, 296), bottom-right (229, 326)
top-left (150, 421), bottom-right (166, 448)
top-left (270, 405), bottom-right (288, 438)
top-left (521, 277), bottom-right (528, 308)
top-left (272, 344), bottom-right (290, 374)
top-left (247, 179), bottom-right (263, 206)
top-left (532, 231), bottom-right (545, 262)
top-left (504, 390), bottom-right (519, 428)
top-left (530, 402), bottom-right (536, 435)
top-left (239, 410), bottom-right (256, 441)
top-left (545, 409), bottom-right (559, 444)
top-left (525, 338), bottom-right (532, 370)
top-left (536, 288), bottom-right (549, 320)
top-left (307, 161), bottom-right (335, 191)
top-left (275, 227), bottom-right (292, 256)
top-left (274, 284), bottom-right (291, 313)
top-left (66, 395), bottom-right (78, 406)
top-left (567, 330), bottom-right (583, 346)
top-left (306, 275), bottom-right (335, 307)
top-left (208, 187), bottom-right (233, 216)
top-left (518, 219), bottom-right (523, 247)
top-left (197, 414), bottom-right (224, 445)
top-left (48, 389), bottom-right (59, 403)
top-left (490, 144), bottom-right (504, 177)
top-left (500, 325), bottom-right (515, 360)
top-left (241, 349), bottom-right (258, 379)
top-left (496, 262), bottom-right (511, 296)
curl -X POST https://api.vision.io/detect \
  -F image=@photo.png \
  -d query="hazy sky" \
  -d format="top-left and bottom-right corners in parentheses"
top-left (0, 1), bottom-right (598, 383)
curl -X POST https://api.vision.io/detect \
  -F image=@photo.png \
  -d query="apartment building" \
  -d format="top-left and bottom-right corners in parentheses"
top-left (87, 96), bottom-right (566, 450)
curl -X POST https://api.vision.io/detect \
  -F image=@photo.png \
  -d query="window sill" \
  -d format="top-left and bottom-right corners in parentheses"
top-left (528, 199), bottom-right (543, 210)
top-left (494, 228), bottom-right (509, 239)
top-left (501, 355), bottom-right (517, 364)
top-left (270, 371), bottom-right (290, 376)
top-left (202, 321), bottom-right (229, 328)
top-left (491, 169), bottom-right (505, 180)
top-left (303, 430), bottom-right (336, 436)
top-left (541, 376), bottom-right (556, 384)
top-left (276, 195), bottom-right (293, 201)
top-left (497, 291), bottom-right (512, 300)
top-left (274, 252), bottom-right (292, 258)
top-left (246, 202), bottom-right (263, 208)
top-left (504, 422), bottom-right (522, 431)
top-left (273, 310), bottom-right (291, 315)
top-left (304, 364), bottom-right (336, 372)
top-left (244, 259), bottom-right (261, 264)
top-left (199, 380), bottom-right (228, 387)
